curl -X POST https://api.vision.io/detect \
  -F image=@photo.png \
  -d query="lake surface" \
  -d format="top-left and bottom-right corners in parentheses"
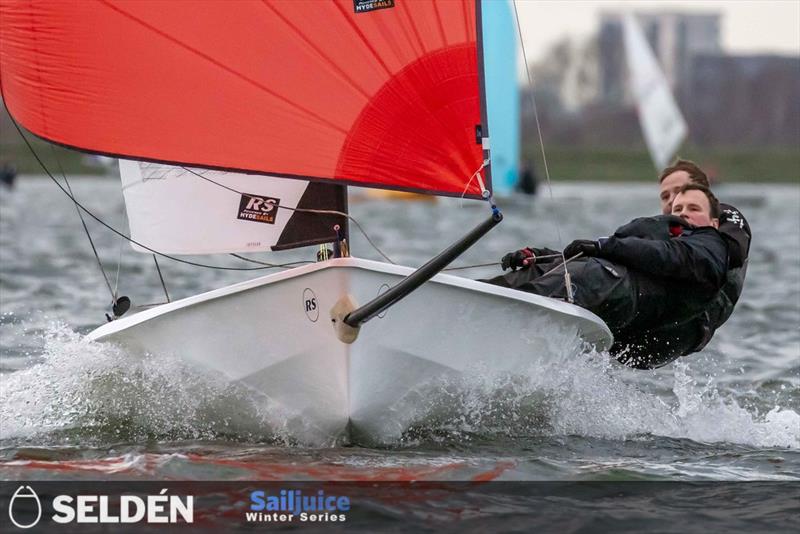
top-left (1, 177), bottom-right (798, 529)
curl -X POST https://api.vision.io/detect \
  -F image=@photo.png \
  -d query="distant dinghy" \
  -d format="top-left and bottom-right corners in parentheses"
top-left (623, 13), bottom-right (688, 169)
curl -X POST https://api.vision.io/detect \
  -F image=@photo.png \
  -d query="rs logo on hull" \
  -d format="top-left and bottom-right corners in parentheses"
top-left (303, 288), bottom-right (319, 322)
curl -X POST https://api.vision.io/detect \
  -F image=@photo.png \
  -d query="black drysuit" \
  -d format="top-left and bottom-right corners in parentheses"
top-left (611, 204), bottom-right (751, 368)
top-left (483, 215), bottom-right (730, 367)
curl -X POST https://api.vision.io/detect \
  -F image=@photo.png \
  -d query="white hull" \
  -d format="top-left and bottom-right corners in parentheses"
top-left (88, 258), bottom-right (612, 443)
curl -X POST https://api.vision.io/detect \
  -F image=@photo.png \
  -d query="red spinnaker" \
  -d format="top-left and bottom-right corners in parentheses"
top-left (0, 0), bottom-right (489, 198)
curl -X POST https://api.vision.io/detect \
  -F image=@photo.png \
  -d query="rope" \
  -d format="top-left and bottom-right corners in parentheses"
top-left (443, 261), bottom-right (499, 271)
top-left (512, 1), bottom-right (574, 303)
top-left (442, 253), bottom-right (563, 272)
top-left (527, 253), bottom-right (583, 304)
top-left (533, 253), bottom-right (583, 281)
top-left (16, 117), bottom-right (500, 280)
top-left (459, 159), bottom-right (491, 202)
top-left (180, 167), bottom-right (396, 264)
top-left (10, 119), bottom-right (311, 272)
top-left (444, 253), bottom-right (583, 306)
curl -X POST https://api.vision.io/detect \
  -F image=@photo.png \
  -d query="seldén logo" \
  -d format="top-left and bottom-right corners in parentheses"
top-left (238, 193), bottom-right (280, 224)
top-left (7, 486), bottom-right (193, 528)
top-left (8, 486), bottom-right (42, 529)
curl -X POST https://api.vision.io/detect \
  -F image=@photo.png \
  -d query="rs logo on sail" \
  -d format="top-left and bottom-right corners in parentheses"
top-left (238, 193), bottom-right (281, 224)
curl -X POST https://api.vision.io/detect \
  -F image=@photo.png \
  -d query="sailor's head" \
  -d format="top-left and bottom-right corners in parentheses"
top-left (671, 184), bottom-right (720, 229)
top-left (659, 160), bottom-right (710, 214)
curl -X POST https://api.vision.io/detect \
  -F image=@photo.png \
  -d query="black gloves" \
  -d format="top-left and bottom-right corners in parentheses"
top-left (501, 247), bottom-right (535, 271)
top-left (503, 241), bottom-right (601, 270)
top-left (563, 239), bottom-right (601, 258)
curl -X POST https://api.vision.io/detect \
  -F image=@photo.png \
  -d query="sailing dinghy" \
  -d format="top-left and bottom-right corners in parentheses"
top-left (0, 0), bottom-right (611, 443)
top-left (623, 13), bottom-right (688, 169)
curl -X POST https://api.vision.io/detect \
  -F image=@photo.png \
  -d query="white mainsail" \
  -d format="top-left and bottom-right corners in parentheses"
top-left (623, 13), bottom-right (688, 169)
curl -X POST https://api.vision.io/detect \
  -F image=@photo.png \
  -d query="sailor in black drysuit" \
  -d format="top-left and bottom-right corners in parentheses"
top-left (483, 200), bottom-right (732, 368)
top-left (610, 203), bottom-right (750, 368)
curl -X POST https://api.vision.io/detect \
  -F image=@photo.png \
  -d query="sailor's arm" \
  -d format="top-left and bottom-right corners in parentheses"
top-left (595, 228), bottom-right (729, 291)
top-left (718, 204), bottom-right (751, 269)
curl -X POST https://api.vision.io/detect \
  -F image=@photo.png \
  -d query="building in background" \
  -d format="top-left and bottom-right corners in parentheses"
top-left (530, 9), bottom-right (799, 149)
top-left (598, 11), bottom-right (721, 104)
top-left (686, 54), bottom-right (800, 147)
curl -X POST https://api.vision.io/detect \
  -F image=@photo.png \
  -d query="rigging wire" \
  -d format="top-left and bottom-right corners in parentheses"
top-left (179, 167), bottom-right (397, 264)
top-left (230, 253), bottom-right (278, 266)
top-left (14, 113), bottom-right (499, 276)
top-left (48, 145), bottom-right (117, 303)
top-left (181, 161), bottom-right (506, 272)
top-left (152, 255), bottom-right (171, 302)
top-left (512, 1), bottom-right (575, 303)
top-left (10, 119), bottom-right (312, 272)
top-left (113, 236), bottom-right (124, 301)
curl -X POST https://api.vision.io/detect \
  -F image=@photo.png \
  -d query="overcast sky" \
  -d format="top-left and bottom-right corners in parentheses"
top-left (512, 0), bottom-right (800, 61)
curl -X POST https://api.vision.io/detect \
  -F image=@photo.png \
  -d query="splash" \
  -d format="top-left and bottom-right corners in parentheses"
top-left (387, 346), bottom-right (799, 450)
top-left (664, 361), bottom-right (799, 448)
top-left (1, 323), bottom-right (797, 450)
top-left (0, 323), bottom-right (295, 444)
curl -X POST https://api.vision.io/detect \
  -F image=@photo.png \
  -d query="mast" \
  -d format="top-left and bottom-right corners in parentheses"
top-left (332, 208), bottom-right (503, 343)
top-left (476, 0), bottom-right (493, 190)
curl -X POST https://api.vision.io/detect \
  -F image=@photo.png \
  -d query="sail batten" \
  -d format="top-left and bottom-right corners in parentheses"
top-left (1, 0), bottom-right (489, 198)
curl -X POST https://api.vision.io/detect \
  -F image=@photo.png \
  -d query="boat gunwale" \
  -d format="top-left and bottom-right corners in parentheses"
top-left (87, 257), bottom-right (612, 348)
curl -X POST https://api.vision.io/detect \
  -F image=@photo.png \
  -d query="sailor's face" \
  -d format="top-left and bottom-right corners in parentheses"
top-left (659, 170), bottom-right (691, 214)
top-left (671, 190), bottom-right (719, 228)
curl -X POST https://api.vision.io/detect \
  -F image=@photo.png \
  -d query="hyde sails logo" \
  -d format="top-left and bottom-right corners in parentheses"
top-left (238, 193), bottom-right (280, 224)
top-left (353, 0), bottom-right (394, 14)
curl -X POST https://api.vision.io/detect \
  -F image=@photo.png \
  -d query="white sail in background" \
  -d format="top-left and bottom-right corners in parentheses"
top-left (623, 13), bottom-right (688, 169)
top-left (119, 161), bottom-right (344, 255)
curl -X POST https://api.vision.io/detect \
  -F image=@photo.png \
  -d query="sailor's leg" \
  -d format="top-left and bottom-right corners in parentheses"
top-left (526, 259), bottom-right (635, 331)
top-left (479, 262), bottom-right (555, 289)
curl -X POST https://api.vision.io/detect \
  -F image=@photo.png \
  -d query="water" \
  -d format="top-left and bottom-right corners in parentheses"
top-left (1, 177), bottom-right (798, 526)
